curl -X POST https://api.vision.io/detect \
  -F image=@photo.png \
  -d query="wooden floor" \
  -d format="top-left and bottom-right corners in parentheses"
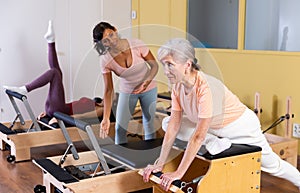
top-left (0, 143), bottom-right (299, 193)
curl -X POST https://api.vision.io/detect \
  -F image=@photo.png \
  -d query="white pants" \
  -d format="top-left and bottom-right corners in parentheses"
top-left (163, 108), bottom-right (300, 188)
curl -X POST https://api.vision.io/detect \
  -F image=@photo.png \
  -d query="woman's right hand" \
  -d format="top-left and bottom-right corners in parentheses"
top-left (37, 112), bottom-right (46, 120)
top-left (143, 164), bottom-right (163, 183)
top-left (100, 118), bottom-right (110, 138)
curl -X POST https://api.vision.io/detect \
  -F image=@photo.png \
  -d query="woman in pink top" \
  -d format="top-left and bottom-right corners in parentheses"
top-left (92, 22), bottom-right (159, 144)
top-left (142, 38), bottom-right (300, 191)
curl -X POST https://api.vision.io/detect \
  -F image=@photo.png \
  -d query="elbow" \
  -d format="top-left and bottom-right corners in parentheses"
top-left (104, 88), bottom-right (113, 96)
top-left (192, 133), bottom-right (205, 144)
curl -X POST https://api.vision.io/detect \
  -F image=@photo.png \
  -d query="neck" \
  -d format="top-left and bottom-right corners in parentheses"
top-left (111, 39), bottom-right (127, 54)
top-left (182, 70), bottom-right (197, 90)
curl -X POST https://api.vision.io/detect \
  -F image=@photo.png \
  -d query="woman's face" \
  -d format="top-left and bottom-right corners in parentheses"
top-left (160, 55), bottom-right (185, 84)
top-left (101, 28), bottom-right (119, 48)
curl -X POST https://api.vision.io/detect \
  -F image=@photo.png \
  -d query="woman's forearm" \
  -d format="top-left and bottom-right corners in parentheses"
top-left (103, 90), bottom-right (113, 119)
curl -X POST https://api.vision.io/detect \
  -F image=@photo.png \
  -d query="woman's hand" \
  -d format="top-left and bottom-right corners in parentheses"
top-left (160, 171), bottom-right (181, 191)
top-left (100, 118), bottom-right (110, 138)
top-left (48, 117), bottom-right (58, 125)
top-left (143, 164), bottom-right (163, 183)
top-left (37, 112), bottom-right (46, 120)
top-left (132, 80), bottom-right (151, 94)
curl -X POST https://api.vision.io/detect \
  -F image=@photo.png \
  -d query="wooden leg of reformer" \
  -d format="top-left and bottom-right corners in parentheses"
top-left (0, 139), bottom-right (5, 150)
top-left (43, 172), bottom-right (73, 193)
top-left (43, 173), bottom-right (52, 193)
top-left (14, 146), bottom-right (31, 162)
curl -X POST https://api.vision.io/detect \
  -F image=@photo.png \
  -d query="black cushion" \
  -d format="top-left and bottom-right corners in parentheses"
top-left (157, 92), bottom-right (171, 100)
top-left (102, 138), bottom-right (163, 168)
top-left (202, 144), bottom-right (262, 160)
top-left (0, 123), bottom-right (16, 135)
top-left (34, 158), bottom-right (78, 183)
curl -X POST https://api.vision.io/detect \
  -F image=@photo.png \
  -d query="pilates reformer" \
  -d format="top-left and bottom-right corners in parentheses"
top-left (0, 89), bottom-right (114, 163)
top-left (33, 112), bottom-right (164, 193)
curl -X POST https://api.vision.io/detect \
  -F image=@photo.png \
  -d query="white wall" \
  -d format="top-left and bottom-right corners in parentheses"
top-left (0, 0), bottom-right (132, 122)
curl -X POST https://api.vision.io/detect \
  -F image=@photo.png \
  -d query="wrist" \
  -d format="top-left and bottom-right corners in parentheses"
top-left (174, 170), bottom-right (184, 179)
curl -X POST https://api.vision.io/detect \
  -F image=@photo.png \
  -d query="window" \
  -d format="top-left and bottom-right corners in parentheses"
top-left (187, 0), bottom-right (239, 49)
top-left (245, 0), bottom-right (300, 51)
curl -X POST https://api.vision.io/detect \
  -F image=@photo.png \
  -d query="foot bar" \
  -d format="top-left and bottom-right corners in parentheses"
top-left (53, 112), bottom-right (111, 175)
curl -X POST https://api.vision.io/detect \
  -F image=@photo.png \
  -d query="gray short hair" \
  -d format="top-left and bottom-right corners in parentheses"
top-left (157, 38), bottom-right (199, 70)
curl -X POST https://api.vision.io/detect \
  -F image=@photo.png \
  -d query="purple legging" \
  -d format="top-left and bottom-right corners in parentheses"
top-left (25, 43), bottom-right (70, 116)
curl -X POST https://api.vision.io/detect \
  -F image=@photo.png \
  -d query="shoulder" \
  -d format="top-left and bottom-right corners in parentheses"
top-left (173, 83), bottom-right (183, 96)
top-left (99, 52), bottom-right (112, 63)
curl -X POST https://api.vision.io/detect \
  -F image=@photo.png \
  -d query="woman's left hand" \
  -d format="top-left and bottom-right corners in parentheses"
top-left (132, 80), bottom-right (151, 94)
top-left (160, 171), bottom-right (181, 191)
top-left (48, 117), bottom-right (58, 125)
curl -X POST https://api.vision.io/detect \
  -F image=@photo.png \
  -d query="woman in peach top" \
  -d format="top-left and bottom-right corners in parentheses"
top-left (92, 22), bottom-right (158, 144)
top-left (142, 38), bottom-right (300, 191)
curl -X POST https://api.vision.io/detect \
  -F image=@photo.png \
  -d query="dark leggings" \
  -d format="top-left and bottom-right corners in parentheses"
top-left (25, 43), bottom-right (70, 116)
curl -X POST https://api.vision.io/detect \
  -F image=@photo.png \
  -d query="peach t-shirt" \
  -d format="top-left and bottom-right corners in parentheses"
top-left (171, 71), bottom-right (246, 129)
top-left (99, 39), bottom-right (156, 94)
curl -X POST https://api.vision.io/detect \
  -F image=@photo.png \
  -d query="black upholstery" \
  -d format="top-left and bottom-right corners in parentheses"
top-left (102, 138), bottom-right (261, 169)
top-left (157, 92), bottom-right (171, 100)
top-left (0, 123), bottom-right (16, 135)
top-left (202, 144), bottom-right (262, 160)
top-left (173, 138), bottom-right (261, 160)
top-left (34, 158), bottom-right (79, 184)
top-left (102, 138), bottom-right (163, 168)
top-left (5, 89), bottom-right (26, 100)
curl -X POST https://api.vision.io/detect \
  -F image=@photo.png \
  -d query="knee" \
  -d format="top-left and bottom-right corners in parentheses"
top-left (48, 68), bottom-right (62, 78)
top-left (261, 154), bottom-right (282, 174)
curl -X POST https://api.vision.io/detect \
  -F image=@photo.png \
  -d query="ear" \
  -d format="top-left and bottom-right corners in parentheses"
top-left (184, 60), bottom-right (193, 70)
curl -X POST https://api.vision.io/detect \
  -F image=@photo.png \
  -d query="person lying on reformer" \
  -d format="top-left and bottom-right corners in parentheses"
top-left (4, 20), bottom-right (111, 126)
top-left (142, 38), bottom-right (300, 191)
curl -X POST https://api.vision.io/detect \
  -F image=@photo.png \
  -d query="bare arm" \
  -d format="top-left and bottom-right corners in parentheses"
top-left (160, 117), bottom-right (211, 191)
top-left (144, 50), bottom-right (159, 82)
top-left (174, 117), bottom-right (211, 177)
top-left (100, 72), bottom-right (114, 138)
top-left (133, 50), bottom-right (159, 94)
top-left (143, 110), bottom-right (182, 182)
top-left (156, 110), bottom-right (182, 167)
